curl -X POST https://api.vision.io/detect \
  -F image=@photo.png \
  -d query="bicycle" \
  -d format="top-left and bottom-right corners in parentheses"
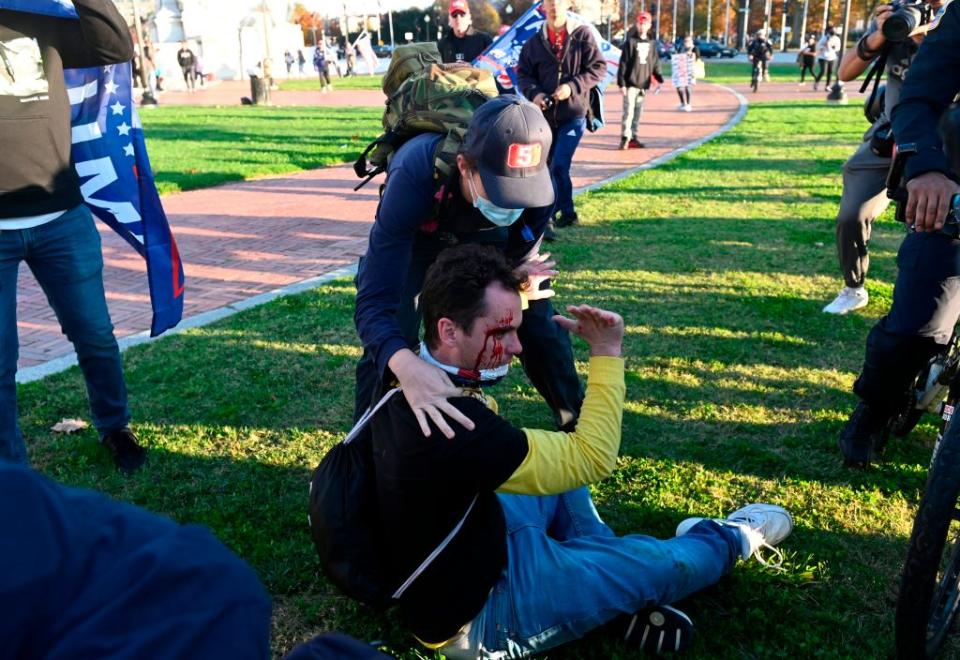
top-left (750, 59), bottom-right (762, 93)
top-left (892, 106), bottom-right (960, 659)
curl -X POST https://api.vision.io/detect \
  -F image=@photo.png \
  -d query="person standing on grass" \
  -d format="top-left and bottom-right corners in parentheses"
top-left (176, 40), bottom-right (196, 91)
top-left (517, 0), bottom-right (607, 233)
top-left (798, 35), bottom-right (817, 86)
top-left (671, 36), bottom-right (697, 111)
top-left (284, 49), bottom-right (294, 75)
top-left (437, 0), bottom-right (493, 64)
top-left (297, 49), bottom-right (306, 76)
top-left (617, 11), bottom-right (663, 150)
top-left (313, 45), bottom-right (332, 93)
top-left (364, 243), bottom-right (794, 658)
top-left (0, 0), bottom-right (146, 472)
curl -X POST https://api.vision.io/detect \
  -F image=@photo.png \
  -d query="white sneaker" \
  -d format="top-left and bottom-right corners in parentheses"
top-left (678, 103), bottom-right (687, 110)
top-left (683, 104), bottom-right (693, 112)
top-left (676, 503), bottom-right (793, 567)
top-left (823, 286), bottom-right (868, 314)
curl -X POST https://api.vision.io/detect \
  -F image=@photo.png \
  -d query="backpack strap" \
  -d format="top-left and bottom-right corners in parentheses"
top-left (343, 387), bottom-right (401, 445)
top-left (392, 493), bottom-right (479, 599)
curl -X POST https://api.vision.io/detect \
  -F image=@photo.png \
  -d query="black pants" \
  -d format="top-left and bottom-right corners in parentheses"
top-left (354, 234), bottom-right (584, 430)
top-left (854, 231), bottom-right (960, 410)
top-left (815, 59), bottom-right (834, 87)
top-left (799, 59), bottom-right (816, 82)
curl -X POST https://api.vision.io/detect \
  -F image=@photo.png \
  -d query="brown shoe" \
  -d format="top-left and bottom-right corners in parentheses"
top-left (628, 139), bottom-right (645, 149)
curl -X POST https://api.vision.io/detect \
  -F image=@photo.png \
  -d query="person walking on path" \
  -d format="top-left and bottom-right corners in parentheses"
top-left (798, 35), bottom-right (817, 86)
top-left (313, 46), bottom-right (332, 93)
top-left (0, 0), bottom-right (146, 472)
top-left (437, 0), bottom-right (493, 64)
top-left (176, 40), bottom-right (197, 91)
top-left (617, 11), bottom-right (663, 150)
top-left (671, 36), bottom-right (698, 111)
top-left (517, 0), bottom-right (606, 232)
top-left (297, 49), bottom-right (306, 76)
top-left (815, 27), bottom-right (841, 90)
top-left (284, 50), bottom-right (294, 75)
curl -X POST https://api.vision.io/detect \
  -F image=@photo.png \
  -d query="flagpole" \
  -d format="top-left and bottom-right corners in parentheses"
top-left (130, 0), bottom-right (157, 106)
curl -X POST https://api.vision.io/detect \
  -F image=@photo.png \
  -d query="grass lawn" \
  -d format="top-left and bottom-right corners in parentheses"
top-left (662, 60), bottom-right (803, 84)
top-left (20, 99), bottom-right (940, 657)
top-left (139, 106), bottom-right (382, 195)
top-left (279, 74), bottom-right (384, 92)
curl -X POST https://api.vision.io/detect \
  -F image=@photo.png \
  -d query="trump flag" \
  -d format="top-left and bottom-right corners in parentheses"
top-left (0, 0), bottom-right (184, 337)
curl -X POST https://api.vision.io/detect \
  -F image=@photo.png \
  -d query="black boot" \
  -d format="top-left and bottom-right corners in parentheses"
top-left (102, 427), bottom-right (147, 474)
top-left (838, 402), bottom-right (889, 468)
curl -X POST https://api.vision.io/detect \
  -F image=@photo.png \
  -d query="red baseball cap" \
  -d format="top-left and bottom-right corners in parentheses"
top-left (449, 0), bottom-right (469, 15)
top-left (637, 11), bottom-right (652, 23)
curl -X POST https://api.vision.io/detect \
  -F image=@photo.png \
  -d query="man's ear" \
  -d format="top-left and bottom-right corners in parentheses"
top-left (455, 153), bottom-right (470, 178)
top-left (436, 317), bottom-right (460, 347)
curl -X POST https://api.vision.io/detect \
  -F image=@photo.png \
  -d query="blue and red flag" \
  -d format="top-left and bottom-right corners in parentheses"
top-left (0, 0), bottom-right (184, 337)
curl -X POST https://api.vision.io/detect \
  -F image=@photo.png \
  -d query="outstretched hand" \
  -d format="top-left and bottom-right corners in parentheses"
top-left (519, 252), bottom-right (558, 301)
top-left (553, 304), bottom-right (624, 357)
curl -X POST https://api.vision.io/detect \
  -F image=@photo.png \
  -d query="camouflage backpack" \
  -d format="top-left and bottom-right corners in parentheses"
top-left (353, 42), bottom-right (499, 195)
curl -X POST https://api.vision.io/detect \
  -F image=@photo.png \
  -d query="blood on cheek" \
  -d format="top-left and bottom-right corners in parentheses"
top-left (472, 314), bottom-right (514, 371)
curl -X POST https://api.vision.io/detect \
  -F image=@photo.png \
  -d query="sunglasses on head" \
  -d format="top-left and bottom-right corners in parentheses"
top-left (451, 11), bottom-right (467, 17)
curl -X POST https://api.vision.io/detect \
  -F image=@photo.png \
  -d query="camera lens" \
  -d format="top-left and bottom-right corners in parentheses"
top-left (882, 4), bottom-right (921, 41)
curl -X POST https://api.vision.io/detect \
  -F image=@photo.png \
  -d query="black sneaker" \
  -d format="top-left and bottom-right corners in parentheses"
top-left (102, 428), bottom-right (147, 474)
top-left (543, 220), bottom-right (557, 243)
top-left (619, 137), bottom-right (629, 150)
top-left (838, 401), bottom-right (888, 468)
top-left (624, 604), bottom-right (693, 655)
top-left (555, 212), bottom-right (579, 228)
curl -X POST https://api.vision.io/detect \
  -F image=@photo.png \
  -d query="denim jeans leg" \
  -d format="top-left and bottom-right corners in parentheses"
top-left (27, 207), bottom-right (130, 436)
top-left (549, 117), bottom-right (586, 217)
top-left (0, 231), bottom-right (26, 463)
top-left (477, 492), bottom-right (743, 657)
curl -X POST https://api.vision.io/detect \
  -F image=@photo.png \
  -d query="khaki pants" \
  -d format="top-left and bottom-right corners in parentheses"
top-left (620, 86), bottom-right (647, 140)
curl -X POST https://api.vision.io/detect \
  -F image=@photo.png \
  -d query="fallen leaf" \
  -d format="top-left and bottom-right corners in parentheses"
top-left (51, 418), bottom-right (89, 434)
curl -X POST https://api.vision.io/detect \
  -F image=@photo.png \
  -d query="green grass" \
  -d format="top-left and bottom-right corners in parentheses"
top-left (279, 74), bottom-right (384, 92)
top-left (140, 106), bottom-right (381, 195)
top-left (20, 100), bottom-right (937, 657)
top-left (664, 60), bottom-right (803, 84)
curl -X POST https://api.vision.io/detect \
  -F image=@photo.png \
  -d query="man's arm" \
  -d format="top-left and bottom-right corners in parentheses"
top-left (498, 306), bottom-right (626, 495)
top-left (54, 0), bottom-right (134, 68)
top-left (839, 10), bottom-right (890, 81)
top-left (565, 29), bottom-right (607, 96)
top-left (516, 38), bottom-right (546, 104)
top-left (891, 0), bottom-right (960, 230)
top-left (616, 41), bottom-right (628, 88)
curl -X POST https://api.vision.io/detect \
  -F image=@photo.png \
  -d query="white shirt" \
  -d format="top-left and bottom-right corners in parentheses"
top-left (0, 210), bottom-right (67, 230)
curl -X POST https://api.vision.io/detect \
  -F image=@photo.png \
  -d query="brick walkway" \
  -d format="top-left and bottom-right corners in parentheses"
top-left (17, 82), bottom-right (744, 373)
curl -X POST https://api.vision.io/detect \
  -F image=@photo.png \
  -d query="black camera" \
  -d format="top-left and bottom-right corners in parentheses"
top-left (882, 0), bottom-right (934, 42)
top-left (542, 96), bottom-right (556, 110)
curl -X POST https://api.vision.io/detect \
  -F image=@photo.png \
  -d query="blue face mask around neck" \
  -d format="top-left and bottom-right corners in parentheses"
top-left (468, 173), bottom-right (524, 227)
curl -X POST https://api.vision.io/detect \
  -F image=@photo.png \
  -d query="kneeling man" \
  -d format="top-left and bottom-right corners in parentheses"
top-left (371, 244), bottom-right (793, 657)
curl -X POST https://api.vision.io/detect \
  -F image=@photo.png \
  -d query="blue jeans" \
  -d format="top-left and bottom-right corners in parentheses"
top-left (440, 487), bottom-right (742, 658)
top-left (0, 206), bottom-right (130, 463)
top-left (549, 117), bottom-right (586, 217)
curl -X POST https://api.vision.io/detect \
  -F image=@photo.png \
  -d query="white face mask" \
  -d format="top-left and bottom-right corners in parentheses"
top-left (419, 342), bottom-right (510, 385)
top-left (467, 173), bottom-right (524, 227)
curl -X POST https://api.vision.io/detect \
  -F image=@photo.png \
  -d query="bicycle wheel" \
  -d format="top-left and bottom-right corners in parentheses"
top-left (896, 413), bottom-right (960, 658)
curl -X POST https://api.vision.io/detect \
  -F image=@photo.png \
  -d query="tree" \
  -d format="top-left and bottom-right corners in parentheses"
top-left (291, 3), bottom-right (324, 45)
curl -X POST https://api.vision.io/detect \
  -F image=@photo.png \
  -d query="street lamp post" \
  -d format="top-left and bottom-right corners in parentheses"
top-left (424, 14), bottom-right (431, 41)
top-left (739, 0), bottom-right (749, 50)
top-left (689, 0), bottom-right (695, 36)
top-left (707, 0), bottom-right (713, 38)
top-left (672, 0), bottom-right (678, 41)
top-left (724, 0), bottom-right (731, 43)
top-left (826, 0), bottom-right (852, 102)
top-left (130, 0), bottom-right (157, 105)
top-left (655, 0), bottom-right (662, 38)
top-left (779, 0), bottom-right (788, 49)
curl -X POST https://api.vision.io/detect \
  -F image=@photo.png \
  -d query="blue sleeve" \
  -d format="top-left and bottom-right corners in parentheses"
top-left (355, 135), bottom-right (441, 376)
top-left (891, 1), bottom-right (960, 181)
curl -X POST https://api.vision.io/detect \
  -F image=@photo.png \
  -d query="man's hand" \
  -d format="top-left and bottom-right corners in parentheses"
top-left (553, 305), bottom-right (624, 358)
top-left (532, 93), bottom-right (549, 110)
top-left (906, 171), bottom-right (960, 232)
top-left (518, 252), bottom-right (558, 301)
top-left (553, 83), bottom-right (573, 102)
top-left (866, 5), bottom-right (892, 51)
top-left (387, 349), bottom-right (476, 439)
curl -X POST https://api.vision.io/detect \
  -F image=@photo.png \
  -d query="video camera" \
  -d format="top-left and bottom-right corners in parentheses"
top-left (882, 0), bottom-right (935, 42)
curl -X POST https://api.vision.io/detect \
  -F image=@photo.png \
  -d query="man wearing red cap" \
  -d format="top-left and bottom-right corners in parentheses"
top-left (437, 0), bottom-right (493, 64)
top-left (617, 11), bottom-right (663, 150)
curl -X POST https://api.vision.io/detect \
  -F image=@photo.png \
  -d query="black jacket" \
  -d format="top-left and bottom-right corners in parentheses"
top-left (517, 18), bottom-right (607, 128)
top-left (617, 27), bottom-right (663, 89)
top-left (0, 0), bottom-right (133, 218)
top-left (437, 27), bottom-right (492, 64)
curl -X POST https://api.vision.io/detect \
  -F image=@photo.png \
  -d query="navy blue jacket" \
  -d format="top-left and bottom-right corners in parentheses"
top-left (354, 134), bottom-right (554, 377)
top-left (891, 0), bottom-right (960, 181)
top-left (0, 465), bottom-right (271, 658)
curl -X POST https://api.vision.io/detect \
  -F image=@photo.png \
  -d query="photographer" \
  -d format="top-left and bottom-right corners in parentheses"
top-left (822, 1), bottom-right (940, 316)
top-left (838, 0), bottom-right (959, 467)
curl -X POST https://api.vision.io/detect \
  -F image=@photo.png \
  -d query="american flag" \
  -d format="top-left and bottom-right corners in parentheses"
top-left (0, 0), bottom-right (184, 337)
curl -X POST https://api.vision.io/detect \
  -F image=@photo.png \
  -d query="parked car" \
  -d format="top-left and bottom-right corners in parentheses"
top-left (695, 39), bottom-right (737, 58)
top-left (656, 39), bottom-right (674, 58)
